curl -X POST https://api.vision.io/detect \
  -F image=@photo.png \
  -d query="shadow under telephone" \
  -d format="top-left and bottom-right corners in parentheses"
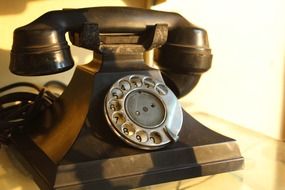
top-left (5, 7), bottom-right (243, 190)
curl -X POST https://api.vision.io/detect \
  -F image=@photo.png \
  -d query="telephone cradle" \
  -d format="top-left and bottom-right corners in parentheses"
top-left (8, 7), bottom-right (243, 190)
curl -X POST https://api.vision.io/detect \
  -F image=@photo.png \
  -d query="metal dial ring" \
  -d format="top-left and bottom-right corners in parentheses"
top-left (104, 74), bottom-right (183, 150)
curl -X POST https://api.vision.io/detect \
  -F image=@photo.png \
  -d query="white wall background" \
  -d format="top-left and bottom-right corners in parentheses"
top-left (153, 0), bottom-right (285, 140)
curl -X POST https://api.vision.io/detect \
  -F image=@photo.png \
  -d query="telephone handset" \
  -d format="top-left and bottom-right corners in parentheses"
top-left (10, 7), bottom-right (212, 160)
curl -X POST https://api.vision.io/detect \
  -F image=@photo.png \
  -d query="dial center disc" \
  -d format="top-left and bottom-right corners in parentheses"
top-left (125, 90), bottom-right (166, 128)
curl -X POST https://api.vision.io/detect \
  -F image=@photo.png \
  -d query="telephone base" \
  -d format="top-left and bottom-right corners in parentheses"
top-left (11, 112), bottom-right (243, 190)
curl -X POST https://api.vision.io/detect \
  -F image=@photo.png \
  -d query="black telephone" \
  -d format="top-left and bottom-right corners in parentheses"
top-left (8, 7), bottom-right (243, 190)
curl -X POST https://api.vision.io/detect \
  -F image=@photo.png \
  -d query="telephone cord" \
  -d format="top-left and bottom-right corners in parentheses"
top-left (0, 82), bottom-right (65, 147)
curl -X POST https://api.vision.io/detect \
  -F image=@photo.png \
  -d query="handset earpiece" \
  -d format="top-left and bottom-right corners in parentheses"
top-left (155, 27), bottom-right (212, 98)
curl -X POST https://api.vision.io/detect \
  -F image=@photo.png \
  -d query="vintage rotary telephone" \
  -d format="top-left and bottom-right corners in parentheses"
top-left (8, 7), bottom-right (243, 190)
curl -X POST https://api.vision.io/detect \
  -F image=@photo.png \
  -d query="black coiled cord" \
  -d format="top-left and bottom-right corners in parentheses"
top-left (0, 82), bottom-right (64, 147)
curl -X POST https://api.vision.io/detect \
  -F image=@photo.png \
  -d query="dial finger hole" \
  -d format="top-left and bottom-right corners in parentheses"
top-left (150, 132), bottom-right (162, 144)
top-left (111, 88), bottom-right (123, 99)
top-left (130, 76), bottom-right (142, 88)
top-left (121, 123), bottom-right (135, 136)
top-left (112, 112), bottom-right (126, 126)
top-left (119, 80), bottom-right (131, 91)
top-left (109, 100), bottom-right (121, 111)
top-left (135, 130), bottom-right (148, 143)
top-left (156, 84), bottom-right (168, 95)
top-left (144, 78), bottom-right (155, 88)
